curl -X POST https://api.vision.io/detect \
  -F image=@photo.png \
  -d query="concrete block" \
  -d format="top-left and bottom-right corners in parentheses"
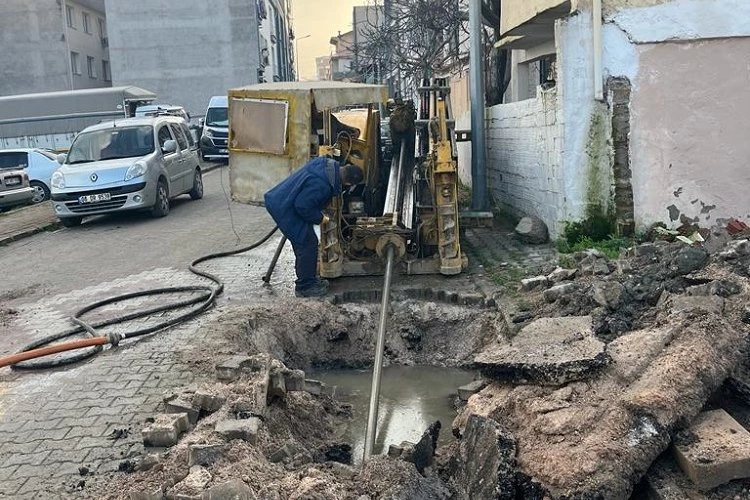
top-left (170, 466), bottom-right (211, 499)
top-left (674, 409), bottom-right (750, 491)
top-left (191, 392), bottom-right (226, 414)
top-left (201, 479), bottom-right (256, 500)
top-left (520, 276), bottom-right (549, 292)
top-left (543, 283), bottom-right (578, 303)
top-left (284, 369), bottom-right (305, 392)
top-left (547, 267), bottom-right (578, 283)
top-left (142, 413), bottom-right (190, 447)
top-left (215, 417), bottom-right (261, 443)
top-left (305, 379), bottom-right (323, 395)
top-left (267, 371), bottom-right (286, 399)
top-left (474, 316), bottom-right (609, 385)
top-left (188, 443), bottom-right (227, 467)
top-left (164, 398), bottom-right (199, 425)
top-left (458, 380), bottom-right (487, 402)
top-left (215, 356), bottom-right (254, 382)
top-left (387, 444), bottom-right (404, 458)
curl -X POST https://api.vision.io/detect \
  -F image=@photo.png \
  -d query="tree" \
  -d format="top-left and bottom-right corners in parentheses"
top-left (358, 0), bottom-right (508, 103)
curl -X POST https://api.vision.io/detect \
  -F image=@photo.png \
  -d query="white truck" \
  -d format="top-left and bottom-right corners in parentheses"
top-left (0, 86), bottom-right (156, 152)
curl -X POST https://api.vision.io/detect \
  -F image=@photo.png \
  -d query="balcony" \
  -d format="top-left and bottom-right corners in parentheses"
top-left (499, 0), bottom-right (573, 49)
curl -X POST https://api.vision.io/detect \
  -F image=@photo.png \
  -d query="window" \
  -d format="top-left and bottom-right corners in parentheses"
top-left (0, 152), bottom-right (29, 170)
top-left (102, 60), bottom-right (111, 81)
top-left (82, 12), bottom-right (91, 34)
top-left (98, 18), bottom-right (106, 37)
top-left (180, 123), bottom-right (196, 148)
top-left (157, 126), bottom-right (174, 151)
top-left (66, 5), bottom-right (75, 29)
top-left (87, 56), bottom-right (97, 79)
top-left (70, 51), bottom-right (80, 75)
top-left (171, 125), bottom-right (189, 151)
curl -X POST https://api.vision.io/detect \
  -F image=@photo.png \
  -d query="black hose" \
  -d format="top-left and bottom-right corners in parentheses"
top-left (11, 226), bottom-right (279, 370)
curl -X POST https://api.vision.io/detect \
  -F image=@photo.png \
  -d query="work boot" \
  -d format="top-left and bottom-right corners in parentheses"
top-left (295, 280), bottom-right (329, 298)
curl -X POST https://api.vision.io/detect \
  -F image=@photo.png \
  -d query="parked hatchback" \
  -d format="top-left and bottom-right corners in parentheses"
top-left (0, 162), bottom-right (33, 210)
top-left (51, 116), bottom-right (203, 227)
top-left (0, 148), bottom-right (60, 203)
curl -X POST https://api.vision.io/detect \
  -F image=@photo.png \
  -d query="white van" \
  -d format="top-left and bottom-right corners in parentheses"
top-left (199, 96), bottom-right (228, 161)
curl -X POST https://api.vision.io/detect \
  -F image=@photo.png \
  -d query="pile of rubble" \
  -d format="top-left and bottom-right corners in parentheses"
top-left (457, 233), bottom-right (750, 498)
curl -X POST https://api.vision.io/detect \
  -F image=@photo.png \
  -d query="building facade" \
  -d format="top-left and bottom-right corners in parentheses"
top-left (104, 0), bottom-right (294, 117)
top-left (329, 31), bottom-right (355, 81)
top-left (486, 0), bottom-right (750, 236)
top-left (0, 0), bottom-right (111, 96)
top-left (316, 56), bottom-right (332, 81)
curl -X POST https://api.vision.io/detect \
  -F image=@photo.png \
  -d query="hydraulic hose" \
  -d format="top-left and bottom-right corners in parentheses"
top-left (0, 226), bottom-right (279, 371)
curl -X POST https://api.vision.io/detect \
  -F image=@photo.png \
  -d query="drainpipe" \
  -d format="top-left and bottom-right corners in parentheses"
top-left (593, 0), bottom-right (604, 101)
top-left (469, 0), bottom-right (488, 211)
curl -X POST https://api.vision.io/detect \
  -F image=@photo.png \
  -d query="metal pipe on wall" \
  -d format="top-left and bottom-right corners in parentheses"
top-left (469, 0), bottom-right (488, 211)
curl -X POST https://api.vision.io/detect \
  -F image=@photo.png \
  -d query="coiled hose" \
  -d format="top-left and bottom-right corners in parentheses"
top-left (0, 226), bottom-right (279, 370)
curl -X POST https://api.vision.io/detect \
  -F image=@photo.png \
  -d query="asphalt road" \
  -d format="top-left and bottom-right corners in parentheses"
top-left (0, 165), bottom-right (277, 305)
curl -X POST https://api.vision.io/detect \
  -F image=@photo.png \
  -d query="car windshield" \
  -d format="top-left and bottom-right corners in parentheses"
top-left (66, 126), bottom-right (154, 165)
top-left (205, 107), bottom-right (228, 127)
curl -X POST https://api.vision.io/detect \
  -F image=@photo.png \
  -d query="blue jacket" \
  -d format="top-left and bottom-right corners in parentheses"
top-left (264, 157), bottom-right (340, 244)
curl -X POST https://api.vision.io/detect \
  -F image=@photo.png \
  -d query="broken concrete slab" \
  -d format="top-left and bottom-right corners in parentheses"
top-left (591, 281), bottom-right (626, 310)
top-left (406, 421), bottom-right (440, 473)
top-left (304, 379), bottom-right (323, 395)
top-left (542, 283), bottom-right (578, 303)
top-left (547, 267), bottom-right (578, 283)
top-left (215, 417), bottom-right (261, 443)
top-left (674, 409), bottom-right (750, 491)
top-left (457, 312), bottom-right (747, 499)
top-left (473, 316), bottom-right (609, 386)
top-left (142, 413), bottom-right (190, 447)
top-left (519, 276), bottom-right (549, 292)
top-left (191, 391), bottom-right (226, 414)
top-left (457, 380), bottom-right (487, 402)
top-left (201, 479), bottom-right (256, 500)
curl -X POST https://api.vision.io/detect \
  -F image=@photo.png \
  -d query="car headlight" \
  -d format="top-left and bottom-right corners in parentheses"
top-left (51, 171), bottom-right (65, 189)
top-left (203, 128), bottom-right (214, 138)
top-left (125, 162), bottom-right (147, 181)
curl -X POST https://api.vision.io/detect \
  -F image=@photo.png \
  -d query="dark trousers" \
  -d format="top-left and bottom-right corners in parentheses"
top-left (290, 224), bottom-right (319, 290)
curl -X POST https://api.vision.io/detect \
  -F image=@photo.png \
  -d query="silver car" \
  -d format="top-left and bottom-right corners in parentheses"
top-left (51, 116), bottom-right (203, 227)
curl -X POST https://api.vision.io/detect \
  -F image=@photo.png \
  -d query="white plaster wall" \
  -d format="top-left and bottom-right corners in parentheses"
top-left (630, 38), bottom-right (750, 227)
top-left (607, 0), bottom-right (750, 43)
top-left (486, 90), bottom-right (564, 233)
top-left (557, 9), bottom-right (597, 223)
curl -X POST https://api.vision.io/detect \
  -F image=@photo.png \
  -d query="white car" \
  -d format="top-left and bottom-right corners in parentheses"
top-left (0, 148), bottom-right (60, 203)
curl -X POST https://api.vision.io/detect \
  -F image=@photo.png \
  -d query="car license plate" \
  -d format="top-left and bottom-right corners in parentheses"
top-left (219, 149), bottom-right (228, 154)
top-left (4, 176), bottom-right (21, 186)
top-left (79, 193), bottom-right (111, 204)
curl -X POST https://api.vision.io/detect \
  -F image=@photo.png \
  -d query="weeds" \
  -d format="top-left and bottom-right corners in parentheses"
top-left (557, 235), bottom-right (631, 259)
top-left (489, 265), bottom-right (527, 294)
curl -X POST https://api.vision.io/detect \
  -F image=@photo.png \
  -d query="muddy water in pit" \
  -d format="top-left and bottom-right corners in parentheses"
top-left (311, 365), bottom-right (476, 464)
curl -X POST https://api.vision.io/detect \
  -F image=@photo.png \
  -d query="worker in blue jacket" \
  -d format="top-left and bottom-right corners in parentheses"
top-left (264, 157), bottom-right (364, 297)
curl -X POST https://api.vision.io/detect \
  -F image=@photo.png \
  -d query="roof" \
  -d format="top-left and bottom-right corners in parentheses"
top-left (230, 81), bottom-right (388, 109)
top-left (81, 116), bottom-right (184, 133)
top-left (208, 96), bottom-right (228, 107)
top-left (0, 86), bottom-right (156, 103)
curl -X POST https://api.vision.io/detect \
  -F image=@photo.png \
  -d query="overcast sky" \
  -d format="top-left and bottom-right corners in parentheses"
top-left (291, 0), bottom-right (363, 80)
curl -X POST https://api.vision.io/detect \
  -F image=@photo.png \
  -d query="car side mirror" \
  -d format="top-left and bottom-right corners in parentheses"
top-left (57, 153), bottom-right (67, 164)
top-left (163, 140), bottom-right (178, 153)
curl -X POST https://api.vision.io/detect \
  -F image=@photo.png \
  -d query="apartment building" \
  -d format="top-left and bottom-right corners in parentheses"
top-left (104, 0), bottom-right (294, 116)
top-left (0, 0), bottom-right (111, 96)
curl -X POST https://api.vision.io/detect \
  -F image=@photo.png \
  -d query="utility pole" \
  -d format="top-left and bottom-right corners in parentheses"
top-left (295, 34), bottom-right (311, 81)
top-left (469, 0), bottom-right (488, 211)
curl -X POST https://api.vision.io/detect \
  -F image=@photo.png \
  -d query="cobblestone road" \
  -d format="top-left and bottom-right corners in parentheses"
top-left (0, 166), bottom-right (555, 498)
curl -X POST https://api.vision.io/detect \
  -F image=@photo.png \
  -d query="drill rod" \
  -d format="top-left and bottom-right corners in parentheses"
top-left (363, 244), bottom-right (396, 462)
top-left (262, 236), bottom-right (287, 283)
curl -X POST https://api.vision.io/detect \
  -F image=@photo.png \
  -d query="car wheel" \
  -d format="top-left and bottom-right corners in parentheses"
top-left (30, 181), bottom-right (51, 203)
top-left (189, 169), bottom-right (204, 200)
top-left (150, 180), bottom-right (170, 218)
top-left (60, 217), bottom-right (82, 228)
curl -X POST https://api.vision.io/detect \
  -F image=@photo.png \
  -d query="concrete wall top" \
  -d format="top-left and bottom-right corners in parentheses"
top-left (500, 0), bottom-right (577, 36)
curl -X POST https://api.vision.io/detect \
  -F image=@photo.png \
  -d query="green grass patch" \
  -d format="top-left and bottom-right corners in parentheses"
top-left (557, 235), bottom-right (631, 259)
top-left (488, 265), bottom-right (527, 293)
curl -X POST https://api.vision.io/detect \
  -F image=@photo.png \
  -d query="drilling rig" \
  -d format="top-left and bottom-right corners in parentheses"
top-left (317, 79), bottom-right (467, 278)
